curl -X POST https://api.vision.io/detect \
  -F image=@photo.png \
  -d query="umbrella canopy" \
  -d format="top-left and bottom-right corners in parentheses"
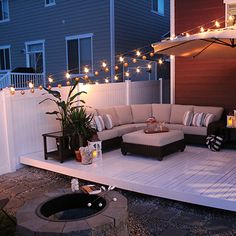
top-left (152, 27), bottom-right (236, 58)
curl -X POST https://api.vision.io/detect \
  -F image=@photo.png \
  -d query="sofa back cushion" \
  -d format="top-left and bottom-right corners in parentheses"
top-left (96, 107), bottom-right (119, 126)
top-left (170, 104), bottom-right (194, 124)
top-left (193, 106), bottom-right (223, 122)
top-left (114, 105), bottom-right (133, 125)
top-left (131, 104), bottom-right (152, 123)
top-left (152, 104), bottom-right (171, 123)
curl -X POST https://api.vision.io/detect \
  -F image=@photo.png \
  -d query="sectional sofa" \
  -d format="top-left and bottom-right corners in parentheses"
top-left (88, 104), bottom-right (224, 151)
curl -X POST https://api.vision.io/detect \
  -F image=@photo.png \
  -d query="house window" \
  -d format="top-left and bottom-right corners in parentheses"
top-left (0, 46), bottom-right (11, 71)
top-left (25, 40), bottom-right (45, 73)
top-left (45, 0), bottom-right (55, 7)
top-left (0, 0), bottom-right (10, 22)
top-left (226, 3), bottom-right (236, 26)
top-left (66, 34), bottom-right (93, 75)
top-left (152, 0), bottom-right (164, 16)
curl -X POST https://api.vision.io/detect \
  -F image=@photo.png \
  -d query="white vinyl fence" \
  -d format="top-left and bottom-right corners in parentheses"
top-left (0, 80), bottom-right (164, 175)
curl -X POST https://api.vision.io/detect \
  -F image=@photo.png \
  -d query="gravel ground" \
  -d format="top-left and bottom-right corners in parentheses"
top-left (1, 166), bottom-right (236, 236)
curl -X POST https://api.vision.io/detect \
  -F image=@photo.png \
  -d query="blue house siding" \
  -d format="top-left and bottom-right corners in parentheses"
top-left (114, 0), bottom-right (170, 55)
top-left (0, 0), bottom-right (111, 81)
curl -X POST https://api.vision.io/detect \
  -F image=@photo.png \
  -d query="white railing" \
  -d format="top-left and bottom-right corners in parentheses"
top-left (0, 72), bottom-right (45, 89)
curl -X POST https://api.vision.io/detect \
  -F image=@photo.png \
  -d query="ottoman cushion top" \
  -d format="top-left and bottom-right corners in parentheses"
top-left (122, 129), bottom-right (184, 147)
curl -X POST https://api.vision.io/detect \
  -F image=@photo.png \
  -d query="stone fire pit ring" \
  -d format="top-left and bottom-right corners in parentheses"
top-left (16, 188), bottom-right (128, 236)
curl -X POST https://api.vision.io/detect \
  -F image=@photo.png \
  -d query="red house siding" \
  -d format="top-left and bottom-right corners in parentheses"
top-left (175, 0), bottom-right (236, 113)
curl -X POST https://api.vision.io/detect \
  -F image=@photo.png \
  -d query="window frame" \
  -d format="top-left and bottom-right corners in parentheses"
top-left (224, 0), bottom-right (236, 26)
top-left (45, 0), bottom-right (56, 7)
top-left (0, 0), bottom-right (10, 23)
top-left (25, 40), bottom-right (46, 74)
top-left (65, 33), bottom-right (94, 76)
top-left (151, 0), bottom-right (165, 16)
top-left (0, 45), bottom-right (11, 72)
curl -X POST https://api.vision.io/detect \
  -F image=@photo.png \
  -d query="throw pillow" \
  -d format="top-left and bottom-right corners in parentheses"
top-left (202, 113), bottom-right (215, 127)
top-left (183, 111), bottom-right (194, 126)
top-left (94, 115), bottom-right (105, 132)
top-left (103, 114), bottom-right (114, 130)
top-left (191, 112), bottom-right (205, 127)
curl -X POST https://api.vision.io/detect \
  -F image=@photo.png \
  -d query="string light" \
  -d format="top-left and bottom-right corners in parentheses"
top-left (47, 85), bottom-right (52, 90)
top-left (119, 56), bottom-right (124, 62)
top-left (38, 85), bottom-right (43, 90)
top-left (30, 88), bottom-right (35, 93)
top-left (186, 32), bottom-right (190, 37)
top-left (84, 67), bottom-right (89, 74)
top-left (114, 75), bottom-right (119, 81)
top-left (229, 15), bottom-right (234, 22)
top-left (65, 72), bottom-right (71, 79)
top-left (215, 20), bottom-right (220, 28)
top-left (136, 50), bottom-right (141, 57)
top-left (105, 67), bottom-right (109, 73)
top-left (147, 64), bottom-right (152, 69)
top-left (132, 58), bottom-right (137, 63)
top-left (20, 90), bottom-right (25, 95)
top-left (95, 81), bottom-right (99, 85)
top-left (158, 59), bottom-right (163, 65)
top-left (58, 84), bottom-right (62, 88)
top-left (102, 62), bottom-right (107, 68)
top-left (149, 52), bottom-right (154, 57)
top-left (170, 34), bottom-right (176, 40)
top-left (48, 76), bottom-right (53, 83)
top-left (136, 68), bottom-right (140, 73)
top-left (142, 55), bottom-right (147, 60)
top-left (28, 81), bottom-right (34, 89)
top-left (125, 71), bottom-right (130, 77)
top-left (200, 26), bottom-right (205, 33)
top-left (66, 81), bottom-right (71, 86)
top-left (115, 65), bottom-right (119, 71)
top-left (75, 77), bottom-right (80, 81)
top-left (10, 86), bottom-right (15, 95)
top-left (124, 62), bottom-right (129, 67)
top-left (84, 74), bottom-right (89, 80)
top-left (105, 78), bottom-right (109, 83)
top-left (94, 71), bottom-right (99, 76)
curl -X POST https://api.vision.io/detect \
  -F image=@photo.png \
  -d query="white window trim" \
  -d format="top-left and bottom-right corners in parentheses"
top-left (151, 0), bottom-right (165, 16)
top-left (25, 40), bottom-right (46, 75)
top-left (65, 33), bottom-right (94, 76)
top-left (224, 0), bottom-right (236, 27)
top-left (0, 45), bottom-right (11, 72)
top-left (0, 0), bottom-right (10, 23)
top-left (224, 0), bottom-right (236, 4)
top-left (45, 0), bottom-right (56, 7)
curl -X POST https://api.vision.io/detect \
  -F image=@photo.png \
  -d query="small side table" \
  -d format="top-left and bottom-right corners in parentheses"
top-left (42, 131), bottom-right (74, 163)
top-left (221, 127), bottom-right (236, 149)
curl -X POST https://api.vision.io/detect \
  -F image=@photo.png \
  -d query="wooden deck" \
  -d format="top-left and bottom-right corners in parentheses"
top-left (20, 146), bottom-right (236, 212)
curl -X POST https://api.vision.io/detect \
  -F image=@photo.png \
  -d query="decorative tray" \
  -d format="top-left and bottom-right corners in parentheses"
top-left (144, 127), bottom-right (169, 134)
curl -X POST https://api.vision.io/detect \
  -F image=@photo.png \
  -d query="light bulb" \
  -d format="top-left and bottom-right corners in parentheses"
top-left (125, 71), bottom-right (130, 77)
top-left (215, 21), bottom-right (220, 28)
top-left (147, 64), bottom-right (152, 69)
top-left (84, 67), bottom-right (89, 74)
top-left (186, 33), bottom-right (190, 37)
top-left (28, 81), bottom-right (34, 89)
top-left (66, 72), bottom-right (71, 79)
top-left (10, 86), bottom-right (15, 95)
top-left (105, 78), bottom-right (109, 83)
top-left (136, 68), bottom-right (140, 73)
top-left (114, 75), bottom-right (119, 80)
top-left (229, 15), bottom-right (234, 22)
top-left (102, 62), bottom-right (107, 68)
top-left (94, 71), bottom-right (99, 76)
top-left (48, 76), bottom-right (53, 83)
top-left (158, 59), bottom-right (163, 65)
top-left (200, 26), bottom-right (205, 33)
top-left (132, 58), bottom-right (137, 63)
top-left (136, 50), bottom-right (141, 57)
top-left (119, 56), bottom-right (124, 62)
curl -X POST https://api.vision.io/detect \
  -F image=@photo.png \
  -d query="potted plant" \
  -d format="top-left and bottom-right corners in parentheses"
top-left (40, 80), bottom-right (96, 159)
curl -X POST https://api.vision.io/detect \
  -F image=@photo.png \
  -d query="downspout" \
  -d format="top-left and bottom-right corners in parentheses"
top-left (110, 0), bottom-right (115, 83)
top-left (170, 0), bottom-right (175, 104)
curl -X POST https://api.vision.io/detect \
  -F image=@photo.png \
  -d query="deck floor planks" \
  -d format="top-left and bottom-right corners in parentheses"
top-left (20, 146), bottom-right (236, 212)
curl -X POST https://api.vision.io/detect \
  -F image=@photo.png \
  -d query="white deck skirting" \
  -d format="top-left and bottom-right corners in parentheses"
top-left (20, 146), bottom-right (236, 212)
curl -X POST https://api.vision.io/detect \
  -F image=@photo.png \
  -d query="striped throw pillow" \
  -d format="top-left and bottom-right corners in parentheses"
top-left (183, 111), bottom-right (194, 126)
top-left (202, 113), bottom-right (215, 127)
top-left (103, 114), bottom-right (114, 129)
top-left (94, 115), bottom-right (105, 132)
top-left (191, 112), bottom-right (205, 127)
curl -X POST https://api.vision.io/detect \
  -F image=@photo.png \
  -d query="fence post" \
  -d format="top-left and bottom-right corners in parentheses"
top-left (125, 80), bottom-right (131, 105)
top-left (159, 78), bottom-right (163, 104)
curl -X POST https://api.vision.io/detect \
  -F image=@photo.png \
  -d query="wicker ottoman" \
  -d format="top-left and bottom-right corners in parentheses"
top-left (121, 129), bottom-right (185, 161)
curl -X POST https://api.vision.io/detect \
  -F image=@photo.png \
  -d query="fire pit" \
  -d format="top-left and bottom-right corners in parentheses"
top-left (16, 189), bottom-right (128, 236)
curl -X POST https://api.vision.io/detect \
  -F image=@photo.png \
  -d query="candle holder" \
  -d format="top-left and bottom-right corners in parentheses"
top-left (227, 115), bottom-right (235, 128)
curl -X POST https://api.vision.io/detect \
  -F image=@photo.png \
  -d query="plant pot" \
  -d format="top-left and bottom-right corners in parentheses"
top-left (75, 150), bottom-right (82, 162)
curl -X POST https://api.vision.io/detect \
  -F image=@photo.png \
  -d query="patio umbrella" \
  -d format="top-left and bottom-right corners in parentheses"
top-left (152, 27), bottom-right (236, 58)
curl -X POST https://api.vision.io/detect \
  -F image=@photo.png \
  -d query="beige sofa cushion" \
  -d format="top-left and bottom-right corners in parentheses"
top-left (135, 123), bottom-right (147, 130)
top-left (152, 104), bottom-right (171, 123)
top-left (113, 124), bottom-right (137, 136)
top-left (170, 105), bottom-right (194, 124)
top-left (114, 105), bottom-right (133, 125)
top-left (85, 107), bottom-right (97, 116)
top-left (165, 124), bottom-right (184, 131)
top-left (97, 129), bottom-right (118, 141)
top-left (96, 107), bottom-right (119, 126)
top-left (122, 129), bottom-right (184, 147)
top-left (193, 106), bottom-right (223, 122)
top-left (182, 126), bottom-right (207, 136)
top-left (131, 104), bottom-right (152, 123)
